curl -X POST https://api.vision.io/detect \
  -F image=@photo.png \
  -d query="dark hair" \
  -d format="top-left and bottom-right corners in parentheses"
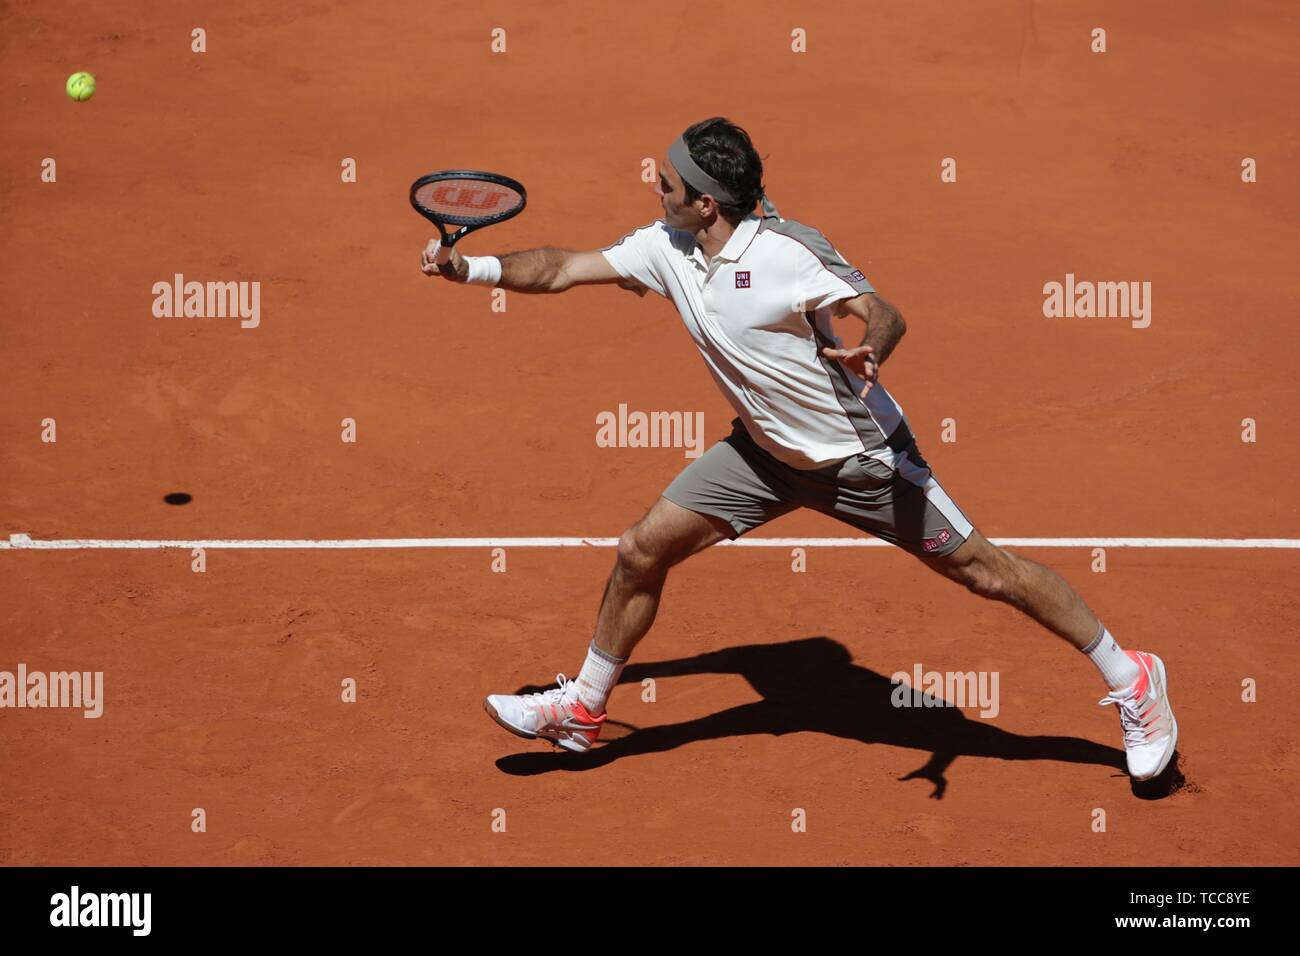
top-left (680, 117), bottom-right (765, 226)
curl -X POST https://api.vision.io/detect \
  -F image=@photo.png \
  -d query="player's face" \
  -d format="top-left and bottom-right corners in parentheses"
top-left (657, 159), bottom-right (705, 230)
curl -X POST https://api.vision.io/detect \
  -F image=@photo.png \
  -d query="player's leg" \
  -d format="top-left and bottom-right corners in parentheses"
top-left (587, 420), bottom-right (797, 674)
top-left (917, 528), bottom-right (1177, 780)
top-left (919, 528), bottom-right (1097, 649)
top-left (807, 441), bottom-right (1177, 780)
top-left (591, 496), bottom-right (734, 661)
top-left (483, 418), bottom-right (796, 751)
top-left (483, 497), bottom-right (731, 753)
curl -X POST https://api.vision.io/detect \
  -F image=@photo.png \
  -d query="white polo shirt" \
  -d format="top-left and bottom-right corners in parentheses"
top-left (601, 212), bottom-right (912, 469)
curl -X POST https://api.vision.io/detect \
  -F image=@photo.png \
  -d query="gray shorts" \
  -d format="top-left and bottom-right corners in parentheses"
top-left (663, 418), bottom-right (975, 557)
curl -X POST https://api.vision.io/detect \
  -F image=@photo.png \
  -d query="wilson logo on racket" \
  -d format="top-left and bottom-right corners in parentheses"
top-left (409, 170), bottom-right (528, 267)
top-left (429, 185), bottom-right (508, 211)
top-left (735, 271), bottom-right (751, 288)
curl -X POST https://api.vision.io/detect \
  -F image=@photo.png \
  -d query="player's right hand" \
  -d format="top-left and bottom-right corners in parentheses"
top-left (421, 238), bottom-right (468, 282)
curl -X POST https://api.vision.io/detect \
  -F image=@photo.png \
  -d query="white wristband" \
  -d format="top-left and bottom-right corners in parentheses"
top-left (464, 255), bottom-right (503, 286)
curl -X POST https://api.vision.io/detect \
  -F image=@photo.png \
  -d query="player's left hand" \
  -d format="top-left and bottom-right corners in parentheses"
top-left (821, 345), bottom-right (878, 397)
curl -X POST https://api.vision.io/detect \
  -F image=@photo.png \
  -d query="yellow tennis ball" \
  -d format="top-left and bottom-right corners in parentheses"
top-left (66, 71), bottom-right (95, 102)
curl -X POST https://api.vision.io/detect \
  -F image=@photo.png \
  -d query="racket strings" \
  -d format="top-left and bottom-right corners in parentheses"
top-left (413, 179), bottom-right (524, 226)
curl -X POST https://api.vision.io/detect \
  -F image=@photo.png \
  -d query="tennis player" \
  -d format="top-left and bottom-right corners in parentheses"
top-left (420, 117), bottom-right (1178, 782)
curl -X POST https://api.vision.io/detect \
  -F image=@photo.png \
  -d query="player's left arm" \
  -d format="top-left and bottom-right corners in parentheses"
top-left (822, 293), bottom-right (907, 398)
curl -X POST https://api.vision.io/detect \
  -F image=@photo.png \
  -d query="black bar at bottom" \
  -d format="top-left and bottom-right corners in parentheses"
top-left (0, 866), bottom-right (1282, 941)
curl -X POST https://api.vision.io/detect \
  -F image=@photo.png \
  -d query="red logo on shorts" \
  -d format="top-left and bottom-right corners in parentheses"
top-left (922, 529), bottom-right (953, 553)
top-left (735, 271), bottom-right (751, 288)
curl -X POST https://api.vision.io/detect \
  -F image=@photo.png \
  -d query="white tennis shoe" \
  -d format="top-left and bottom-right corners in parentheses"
top-left (484, 673), bottom-right (606, 753)
top-left (1099, 650), bottom-right (1178, 781)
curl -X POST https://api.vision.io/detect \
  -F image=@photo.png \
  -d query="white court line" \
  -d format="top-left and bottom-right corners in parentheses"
top-left (3, 533), bottom-right (1299, 550)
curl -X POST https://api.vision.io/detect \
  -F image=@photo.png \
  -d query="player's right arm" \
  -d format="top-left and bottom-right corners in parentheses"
top-left (421, 241), bottom-right (645, 295)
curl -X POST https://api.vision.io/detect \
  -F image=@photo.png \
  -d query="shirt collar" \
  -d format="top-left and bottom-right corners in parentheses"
top-left (714, 212), bottom-right (762, 262)
top-left (687, 212), bottom-right (762, 269)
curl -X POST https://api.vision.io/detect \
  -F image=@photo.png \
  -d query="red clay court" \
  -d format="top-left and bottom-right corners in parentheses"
top-left (1, 0), bottom-right (1297, 866)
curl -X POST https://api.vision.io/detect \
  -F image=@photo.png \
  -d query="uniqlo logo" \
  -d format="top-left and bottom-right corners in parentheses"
top-left (735, 271), bottom-right (751, 288)
top-left (923, 529), bottom-right (954, 552)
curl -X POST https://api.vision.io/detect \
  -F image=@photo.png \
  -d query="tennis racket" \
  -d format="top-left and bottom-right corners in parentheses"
top-left (410, 170), bottom-right (527, 267)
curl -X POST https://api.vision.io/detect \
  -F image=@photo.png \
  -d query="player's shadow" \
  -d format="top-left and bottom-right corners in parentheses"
top-left (495, 635), bottom-right (1131, 799)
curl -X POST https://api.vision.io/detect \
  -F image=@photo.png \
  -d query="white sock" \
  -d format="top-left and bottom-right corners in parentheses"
top-left (1082, 624), bottom-right (1141, 691)
top-left (575, 641), bottom-right (625, 714)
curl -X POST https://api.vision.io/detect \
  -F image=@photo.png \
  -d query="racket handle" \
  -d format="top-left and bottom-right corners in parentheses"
top-left (434, 241), bottom-right (452, 266)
